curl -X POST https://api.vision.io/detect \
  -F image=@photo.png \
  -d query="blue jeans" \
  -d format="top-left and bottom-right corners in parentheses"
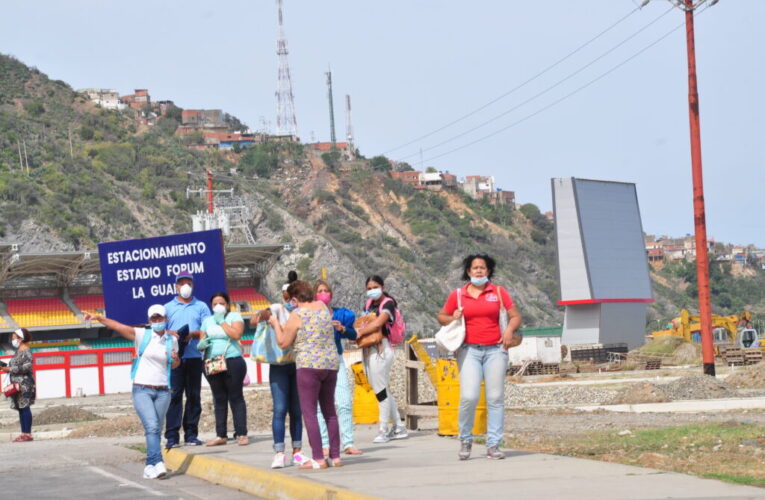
top-left (165, 357), bottom-right (202, 443)
top-left (133, 385), bottom-right (172, 466)
top-left (456, 344), bottom-right (508, 447)
top-left (269, 363), bottom-right (302, 452)
top-left (18, 407), bottom-right (32, 434)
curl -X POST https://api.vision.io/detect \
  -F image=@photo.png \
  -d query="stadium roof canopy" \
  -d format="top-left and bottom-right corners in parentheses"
top-left (0, 243), bottom-right (286, 291)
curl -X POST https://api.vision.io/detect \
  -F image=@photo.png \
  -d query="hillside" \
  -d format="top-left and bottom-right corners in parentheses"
top-left (1, 53), bottom-right (763, 335)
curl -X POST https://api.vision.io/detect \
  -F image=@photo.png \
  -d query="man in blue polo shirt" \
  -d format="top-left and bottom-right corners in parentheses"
top-left (164, 270), bottom-right (211, 448)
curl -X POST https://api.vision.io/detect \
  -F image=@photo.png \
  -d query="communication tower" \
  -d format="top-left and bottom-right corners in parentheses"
top-left (275, 0), bottom-right (298, 137)
top-left (345, 94), bottom-right (354, 148)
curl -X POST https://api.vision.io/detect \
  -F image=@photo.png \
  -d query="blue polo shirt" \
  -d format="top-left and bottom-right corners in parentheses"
top-left (164, 296), bottom-right (212, 359)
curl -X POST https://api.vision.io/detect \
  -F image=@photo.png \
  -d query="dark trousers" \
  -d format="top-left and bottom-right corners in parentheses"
top-left (165, 357), bottom-right (202, 443)
top-left (296, 367), bottom-right (340, 461)
top-left (269, 363), bottom-right (302, 452)
top-left (18, 407), bottom-right (32, 434)
top-left (206, 356), bottom-right (248, 438)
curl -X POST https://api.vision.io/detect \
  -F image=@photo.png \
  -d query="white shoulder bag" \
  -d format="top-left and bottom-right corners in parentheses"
top-left (435, 288), bottom-right (465, 353)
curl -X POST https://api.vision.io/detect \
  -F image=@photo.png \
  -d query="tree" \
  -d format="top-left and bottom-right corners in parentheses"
top-left (322, 151), bottom-right (341, 169)
top-left (425, 166), bottom-right (437, 173)
top-left (370, 155), bottom-right (392, 172)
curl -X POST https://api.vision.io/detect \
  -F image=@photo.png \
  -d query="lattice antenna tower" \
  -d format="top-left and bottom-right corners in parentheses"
top-left (326, 68), bottom-right (337, 148)
top-left (275, 0), bottom-right (298, 137)
top-left (345, 94), bottom-right (354, 148)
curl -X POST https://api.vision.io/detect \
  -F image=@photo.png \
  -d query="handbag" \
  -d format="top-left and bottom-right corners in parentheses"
top-left (354, 313), bottom-right (383, 349)
top-left (251, 322), bottom-right (295, 365)
top-left (435, 288), bottom-right (466, 353)
top-left (204, 339), bottom-right (231, 376)
top-left (2, 373), bottom-right (19, 397)
top-left (497, 286), bottom-right (523, 349)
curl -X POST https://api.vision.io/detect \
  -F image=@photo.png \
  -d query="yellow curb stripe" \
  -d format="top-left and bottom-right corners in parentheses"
top-left (163, 449), bottom-right (381, 500)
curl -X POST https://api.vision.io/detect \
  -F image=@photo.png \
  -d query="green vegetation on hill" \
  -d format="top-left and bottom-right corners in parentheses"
top-left (1, 53), bottom-right (762, 329)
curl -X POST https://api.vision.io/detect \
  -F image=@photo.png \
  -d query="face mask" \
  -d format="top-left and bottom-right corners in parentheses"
top-left (284, 300), bottom-right (296, 312)
top-left (316, 292), bottom-right (332, 306)
top-left (366, 288), bottom-right (383, 300)
top-left (179, 283), bottom-right (193, 299)
top-left (213, 303), bottom-right (227, 316)
top-left (470, 276), bottom-right (489, 287)
top-left (151, 322), bottom-right (166, 333)
top-left (11, 339), bottom-right (20, 349)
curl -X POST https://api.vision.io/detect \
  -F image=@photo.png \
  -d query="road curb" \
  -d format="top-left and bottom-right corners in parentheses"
top-left (163, 448), bottom-right (381, 500)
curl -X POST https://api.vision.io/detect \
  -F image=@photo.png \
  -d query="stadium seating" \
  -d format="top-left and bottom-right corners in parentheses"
top-left (30, 344), bottom-right (80, 353)
top-left (73, 295), bottom-right (105, 316)
top-left (87, 338), bottom-right (133, 349)
top-left (0, 314), bottom-right (10, 329)
top-left (229, 288), bottom-right (270, 316)
top-left (5, 298), bottom-right (81, 328)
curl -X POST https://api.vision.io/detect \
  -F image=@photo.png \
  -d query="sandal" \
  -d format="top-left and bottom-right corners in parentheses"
top-left (205, 437), bottom-right (227, 447)
top-left (298, 459), bottom-right (328, 470)
top-left (237, 435), bottom-right (249, 446)
top-left (343, 445), bottom-right (364, 455)
top-left (328, 458), bottom-right (344, 468)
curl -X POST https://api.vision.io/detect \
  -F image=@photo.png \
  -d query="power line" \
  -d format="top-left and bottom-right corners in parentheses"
top-left (397, 5), bottom-right (674, 162)
top-left (419, 7), bottom-right (709, 165)
top-left (382, 5), bottom-right (642, 156)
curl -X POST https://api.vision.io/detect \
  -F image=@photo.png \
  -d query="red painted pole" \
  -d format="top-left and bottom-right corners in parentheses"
top-left (207, 170), bottom-right (214, 214)
top-left (684, 0), bottom-right (715, 376)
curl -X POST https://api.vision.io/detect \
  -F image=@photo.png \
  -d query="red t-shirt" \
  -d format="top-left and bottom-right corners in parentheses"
top-left (442, 283), bottom-right (514, 345)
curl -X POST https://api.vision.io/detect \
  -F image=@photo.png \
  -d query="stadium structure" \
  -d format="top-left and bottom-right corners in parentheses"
top-left (0, 243), bottom-right (284, 398)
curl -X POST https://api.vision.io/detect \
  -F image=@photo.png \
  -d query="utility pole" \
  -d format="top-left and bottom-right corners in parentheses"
top-left (644, 0), bottom-right (719, 375)
top-left (207, 170), bottom-right (214, 214)
top-left (326, 68), bottom-right (337, 149)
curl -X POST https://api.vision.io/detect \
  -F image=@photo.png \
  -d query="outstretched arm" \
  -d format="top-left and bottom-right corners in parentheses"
top-left (84, 312), bottom-right (137, 342)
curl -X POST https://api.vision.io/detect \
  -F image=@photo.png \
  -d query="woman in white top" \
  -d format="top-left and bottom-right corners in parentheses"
top-left (85, 304), bottom-right (179, 480)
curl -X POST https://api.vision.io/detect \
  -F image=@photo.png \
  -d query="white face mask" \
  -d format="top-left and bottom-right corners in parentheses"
top-left (213, 303), bottom-right (227, 316)
top-left (11, 338), bottom-right (20, 349)
top-left (179, 283), bottom-right (193, 299)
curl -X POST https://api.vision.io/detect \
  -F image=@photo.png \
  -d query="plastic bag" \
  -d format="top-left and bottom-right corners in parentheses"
top-left (251, 322), bottom-right (295, 365)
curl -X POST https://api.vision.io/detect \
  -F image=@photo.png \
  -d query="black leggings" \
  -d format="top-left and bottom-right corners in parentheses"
top-left (206, 356), bottom-right (248, 438)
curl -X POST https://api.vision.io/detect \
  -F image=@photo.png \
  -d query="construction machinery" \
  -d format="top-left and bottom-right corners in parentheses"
top-left (651, 309), bottom-right (764, 353)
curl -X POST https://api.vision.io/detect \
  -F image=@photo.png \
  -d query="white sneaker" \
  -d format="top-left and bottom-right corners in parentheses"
top-left (143, 464), bottom-right (159, 479)
top-left (154, 462), bottom-right (167, 478)
top-left (391, 427), bottom-right (409, 440)
top-left (292, 451), bottom-right (308, 466)
top-left (373, 431), bottom-right (391, 444)
top-left (271, 452), bottom-right (286, 469)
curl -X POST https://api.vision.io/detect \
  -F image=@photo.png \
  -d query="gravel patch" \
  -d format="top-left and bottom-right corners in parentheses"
top-left (34, 406), bottom-right (103, 425)
top-left (657, 375), bottom-right (733, 401)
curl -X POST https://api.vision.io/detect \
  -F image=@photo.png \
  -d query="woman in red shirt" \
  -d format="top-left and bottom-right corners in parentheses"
top-left (437, 253), bottom-right (521, 461)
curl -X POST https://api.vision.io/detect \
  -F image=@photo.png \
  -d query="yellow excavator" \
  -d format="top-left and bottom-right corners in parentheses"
top-left (651, 310), bottom-right (763, 353)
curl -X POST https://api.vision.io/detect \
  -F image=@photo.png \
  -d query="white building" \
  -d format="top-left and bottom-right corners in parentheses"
top-left (79, 88), bottom-right (127, 110)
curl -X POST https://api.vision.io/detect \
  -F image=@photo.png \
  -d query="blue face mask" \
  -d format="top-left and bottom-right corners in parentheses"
top-left (470, 276), bottom-right (489, 287)
top-left (151, 322), bottom-right (166, 333)
top-left (366, 288), bottom-right (383, 300)
top-left (284, 302), bottom-right (296, 312)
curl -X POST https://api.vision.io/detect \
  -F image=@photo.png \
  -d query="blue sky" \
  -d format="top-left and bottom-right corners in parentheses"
top-left (1, 0), bottom-right (762, 246)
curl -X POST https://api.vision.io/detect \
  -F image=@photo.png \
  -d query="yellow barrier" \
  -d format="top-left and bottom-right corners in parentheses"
top-left (351, 361), bottom-right (379, 424)
top-left (435, 358), bottom-right (486, 436)
top-left (407, 337), bottom-right (487, 436)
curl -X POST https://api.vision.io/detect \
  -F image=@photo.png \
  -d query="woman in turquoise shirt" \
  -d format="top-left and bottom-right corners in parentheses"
top-left (198, 291), bottom-right (247, 446)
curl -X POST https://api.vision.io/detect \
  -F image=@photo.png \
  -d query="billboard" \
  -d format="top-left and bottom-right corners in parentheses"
top-left (552, 178), bottom-right (652, 302)
top-left (98, 230), bottom-right (226, 324)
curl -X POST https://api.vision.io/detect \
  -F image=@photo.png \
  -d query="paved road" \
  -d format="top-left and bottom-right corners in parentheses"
top-left (1, 437), bottom-right (257, 499)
